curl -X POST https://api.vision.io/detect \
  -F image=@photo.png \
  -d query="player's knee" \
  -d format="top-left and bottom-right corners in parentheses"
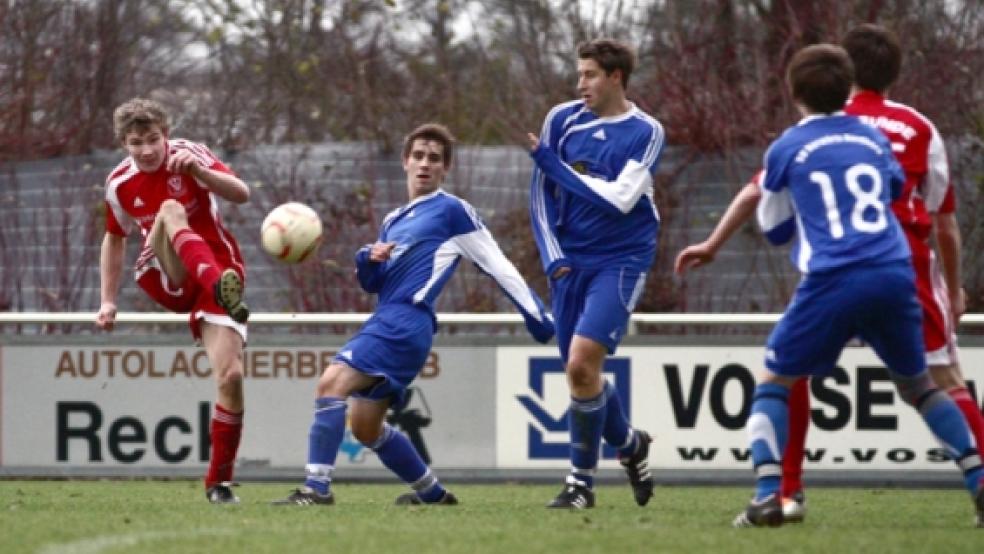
top-left (217, 365), bottom-right (244, 390)
top-left (892, 371), bottom-right (940, 409)
top-left (158, 199), bottom-right (189, 226)
top-left (566, 361), bottom-right (601, 391)
top-left (315, 364), bottom-right (348, 397)
top-left (351, 422), bottom-right (383, 445)
top-left (928, 364), bottom-right (965, 391)
top-left (213, 355), bottom-right (244, 391)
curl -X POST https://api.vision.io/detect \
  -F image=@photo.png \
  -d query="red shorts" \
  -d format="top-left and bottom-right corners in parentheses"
top-left (910, 240), bottom-right (957, 366)
top-left (135, 255), bottom-right (247, 343)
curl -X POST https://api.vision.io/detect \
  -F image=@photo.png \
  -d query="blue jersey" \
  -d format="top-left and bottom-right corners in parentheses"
top-left (355, 189), bottom-right (553, 343)
top-left (757, 113), bottom-right (909, 273)
top-left (529, 100), bottom-right (665, 274)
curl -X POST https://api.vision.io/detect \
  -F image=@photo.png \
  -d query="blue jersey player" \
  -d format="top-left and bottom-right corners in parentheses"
top-left (527, 38), bottom-right (665, 509)
top-left (274, 123), bottom-right (554, 507)
top-left (734, 44), bottom-right (984, 527)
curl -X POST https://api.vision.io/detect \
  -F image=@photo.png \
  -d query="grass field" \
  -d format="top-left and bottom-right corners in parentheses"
top-left (1, 481), bottom-right (981, 553)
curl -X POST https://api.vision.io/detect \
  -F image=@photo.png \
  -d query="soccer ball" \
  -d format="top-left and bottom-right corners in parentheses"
top-left (260, 202), bottom-right (323, 263)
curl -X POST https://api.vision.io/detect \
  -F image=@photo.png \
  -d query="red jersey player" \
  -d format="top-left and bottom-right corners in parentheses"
top-left (96, 98), bottom-right (250, 504)
top-left (675, 25), bottom-right (984, 526)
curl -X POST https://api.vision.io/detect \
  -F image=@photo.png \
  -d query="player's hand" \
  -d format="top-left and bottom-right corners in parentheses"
top-left (951, 287), bottom-right (967, 323)
top-left (369, 242), bottom-right (397, 262)
top-left (96, 302), bottom-right (118, 331)
top-left (526, 133), bottom-right (540, 152)
top-left (166, 148), bottom-right (204, 177)
top-left (674, 242), bottom-right (716, 275)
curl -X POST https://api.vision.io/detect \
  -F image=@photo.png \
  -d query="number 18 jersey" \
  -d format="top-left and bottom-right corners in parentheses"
top-left (757, 113), bottom-right (909, 273)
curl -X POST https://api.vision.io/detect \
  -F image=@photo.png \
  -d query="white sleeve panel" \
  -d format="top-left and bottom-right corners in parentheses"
top-left (104, 180), bottom-right (137, 236)
top-left (530, 168), bottom-right (564, 261)
top-left (411, 243), bottom-right (460, 305)
top-left (756, 186), bottom-right (794, 233)
top-left (564, 158), bottom-right (655, 214)
top-left (451, 229), bottom-right (545, 321)
top-left (922, 123), bottom-right (950, 213)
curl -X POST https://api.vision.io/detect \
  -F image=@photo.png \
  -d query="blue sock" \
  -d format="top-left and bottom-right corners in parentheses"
top-left (601, 381), bottom-right (635, 456)
top-left (304, 396), bottom-right (346, 495)
top-left (370, 424), bottom-right (446, 503)
top-left (917, 392), bottom-right (984, 493)
top-left (747, 383), bottom-right (789, 501)
top-left (569, 390), bottom-right (607, 489)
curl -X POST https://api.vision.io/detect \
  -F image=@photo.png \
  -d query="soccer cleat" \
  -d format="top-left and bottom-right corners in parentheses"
top-left (205, 481), bottom-right (240, 504)
top-left (214, 268), bottom-right (249, 324)
top-left (394, 491), bottom-right (459, 506)
top-left (619, 429), bottom-right (655, 506)
top-left (270, 487), bottom-right (335, 506)
top-left (733, 494), bottom-right (784, 528)
top-left (782, 490), bottom-right (806, 523)
top-left (546, 476), bottom-right (595, 509)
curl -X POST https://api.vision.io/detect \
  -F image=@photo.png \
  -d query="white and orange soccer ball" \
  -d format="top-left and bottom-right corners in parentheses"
top-left (260, 202), bottom-right (324, 263)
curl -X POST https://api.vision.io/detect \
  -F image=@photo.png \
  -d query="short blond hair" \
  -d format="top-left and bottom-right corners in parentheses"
top-left (113, 98), bottom-right (169, 143)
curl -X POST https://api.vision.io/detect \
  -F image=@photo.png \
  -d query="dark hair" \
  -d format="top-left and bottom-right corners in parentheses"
top-left (842, 24), bottom-right (901, 93)
top-left (113, 98), bottom-right (169, 143)
top-left (402, 123), bottom-right (456, 168)
top-left (577, 38), bottom-right (636, 89)
top-left (786, 44), bottom-right (854, 114)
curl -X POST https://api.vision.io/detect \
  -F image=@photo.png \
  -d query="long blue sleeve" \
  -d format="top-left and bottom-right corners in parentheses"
top-left (529, 166), bottom-right (569, 277)
top-left (355, 245), bottom-right (385, 293)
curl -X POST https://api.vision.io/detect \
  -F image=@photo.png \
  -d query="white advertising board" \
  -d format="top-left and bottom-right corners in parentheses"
top-left (2, 342), bottom-right (982, 477)
top-left (496, 346), bottom-right (984, 472)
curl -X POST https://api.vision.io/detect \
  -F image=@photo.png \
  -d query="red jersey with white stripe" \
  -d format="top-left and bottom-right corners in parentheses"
top-left (845, 90), bottom-right (954, 244)
top-left (104, 139), bottom-right (245, 277)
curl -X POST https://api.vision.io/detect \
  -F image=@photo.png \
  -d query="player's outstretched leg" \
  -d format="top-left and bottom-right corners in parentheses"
top-left (368, 424), bottom-right (456, 505)
top-left (893, 372), bottom-right (984, 524)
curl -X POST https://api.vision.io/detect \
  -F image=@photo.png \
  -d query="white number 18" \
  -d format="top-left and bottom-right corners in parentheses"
top-left (809, 163), bottom-right (887, 239)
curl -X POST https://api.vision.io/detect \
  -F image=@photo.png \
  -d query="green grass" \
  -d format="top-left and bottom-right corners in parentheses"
top-left (1, 481), bottom-right (980, 553)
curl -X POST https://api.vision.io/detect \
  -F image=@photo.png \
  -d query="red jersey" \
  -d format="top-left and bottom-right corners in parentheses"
top-left (845, 90), bottom-right (954, 243)
top-left (104, 139), bottom-right (245, 276)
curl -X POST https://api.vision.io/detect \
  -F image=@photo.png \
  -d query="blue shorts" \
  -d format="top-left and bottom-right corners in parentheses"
top-left (551, 265), bottom-right (647, 360)
top-left (334, 303), bottom-right (434, 408)
top-left (766, 260), bottom-right (925, 378)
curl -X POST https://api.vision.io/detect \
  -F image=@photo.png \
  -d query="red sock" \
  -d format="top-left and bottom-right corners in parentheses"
top-left (205, 404), bottom-right (243, 488)
top-left (949, 388), bottom-right (984, 452)
top-left (172, 228), bottom-right (221, 291)
top-left (781, 377), bottom-right (810, 497)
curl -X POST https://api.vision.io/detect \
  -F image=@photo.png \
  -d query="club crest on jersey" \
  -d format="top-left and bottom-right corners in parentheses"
top-left (167, 175), bottom-right (186, 196)
top-left (571, 162), bottom-right (588, 175)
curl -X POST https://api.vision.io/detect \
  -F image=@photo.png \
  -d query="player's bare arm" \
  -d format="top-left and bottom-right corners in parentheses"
top-left (167, 149), bottom-right (250, 204)
top-left (675, 180), bottom-right (761, 275)
top-left (933, 212), bottom-right (966, 321)
top-left (369, 241), bottom-right (397, 262)
top-left (96, 232), bottom-right (126, 331)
